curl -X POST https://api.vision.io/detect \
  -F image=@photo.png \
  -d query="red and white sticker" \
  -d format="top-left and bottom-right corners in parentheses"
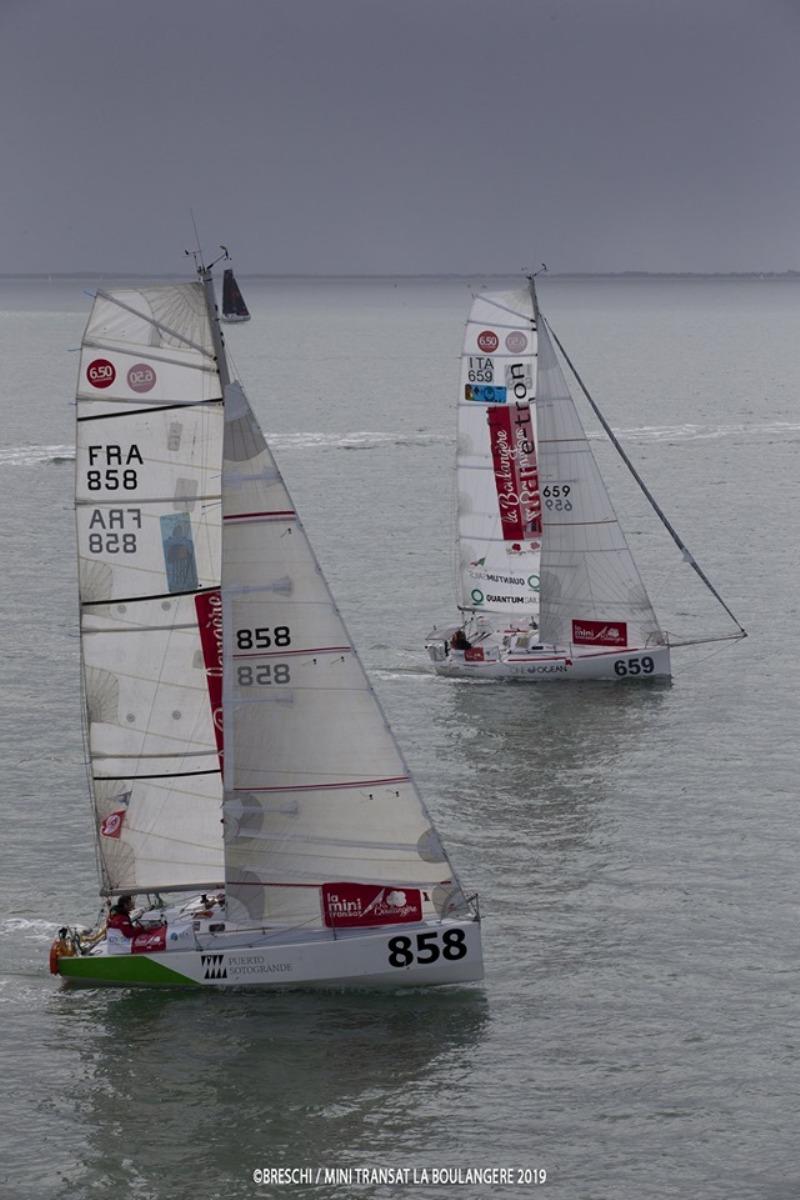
top-left (127, 362), bottom-right (157, 394)
top-left (100, 810), bottom-right (126, 838)
top-left (476, 330), bottom-right (499, 353)
top-left (464, 647), bottom-right (485, 663)
top-left (572, 620), bottom-right (628, 647)
top-left (321, 883), bottom-right (423, 928)
top-left (132, 925), bottom-right (167, 954)
top-left (505, 330), bottom-right (528, 353)
top-left (86, 359), bottom-right (116, 389)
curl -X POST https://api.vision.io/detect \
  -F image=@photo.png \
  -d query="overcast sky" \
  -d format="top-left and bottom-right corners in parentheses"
top-left (1, 0), bottom-right (798, 274)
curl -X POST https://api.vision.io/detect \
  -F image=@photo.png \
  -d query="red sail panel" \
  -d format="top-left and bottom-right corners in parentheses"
top-left (487, 403), bottom-right (542, 542)
top-left (195, 590), bottom-right (224, 761)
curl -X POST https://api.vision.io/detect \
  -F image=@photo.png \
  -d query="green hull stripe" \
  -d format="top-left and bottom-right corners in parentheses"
top-left (58, 954), bottom-right (198, 987)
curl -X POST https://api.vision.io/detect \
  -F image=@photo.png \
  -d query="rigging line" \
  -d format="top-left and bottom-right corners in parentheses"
top-left (667, 631), bottom-right (747, 648)
top-left (684, 636), bottom-right (743, 672)
top-left (542, 316), bottom-right (747, 639)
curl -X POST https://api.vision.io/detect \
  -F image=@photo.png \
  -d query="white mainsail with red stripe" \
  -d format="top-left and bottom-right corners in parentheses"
top-left (76, 284), bottom-right (225, 895)
top-left (457, 288), bottom-right (541, 625)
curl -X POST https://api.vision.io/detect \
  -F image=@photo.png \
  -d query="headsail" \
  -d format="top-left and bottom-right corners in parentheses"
top-left (535, 314), bottom-right (664, 651)
top-left (75, 284), bottom-right (225, 894)
top-left (220, 384), bottom-right (466, 929)
top-left (457, 289), bottom-right (541, 623)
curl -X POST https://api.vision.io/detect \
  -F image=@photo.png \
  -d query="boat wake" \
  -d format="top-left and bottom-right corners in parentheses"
top-left (269, 430), bottom-right (450, 452)
top-left (605, 420), bottom-right (800, 444)
top-left (4, 420), bottom-right (796, 472)
top-left (1, 430), bottom-right (450, 468)
top-left (0, 917), bottom-right (60, 943)
top-left (0, 444), bottom-right (74, 467)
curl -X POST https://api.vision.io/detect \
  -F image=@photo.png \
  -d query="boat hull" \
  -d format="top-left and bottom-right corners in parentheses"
top-left (56, 919), bottom-right (483, 990)
top-left (426, 636), bottom-right (671, 682)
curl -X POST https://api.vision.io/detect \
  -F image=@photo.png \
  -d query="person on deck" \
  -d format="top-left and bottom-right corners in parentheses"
top-left (450, 629), bottom-right (472, 651)
top-left (107, 895), bottom-right (141, 940)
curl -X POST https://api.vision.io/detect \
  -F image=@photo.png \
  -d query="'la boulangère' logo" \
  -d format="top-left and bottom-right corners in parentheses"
top-left (201, 953), bottom-right (227, 980)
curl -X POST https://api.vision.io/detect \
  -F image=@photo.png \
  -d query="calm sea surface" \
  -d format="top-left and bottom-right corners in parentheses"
top-left (0, 277), bottom-right (798, 1200)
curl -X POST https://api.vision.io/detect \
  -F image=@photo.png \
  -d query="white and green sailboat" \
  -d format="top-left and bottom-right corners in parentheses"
top-left (51, 253), bottom-right (482, 988)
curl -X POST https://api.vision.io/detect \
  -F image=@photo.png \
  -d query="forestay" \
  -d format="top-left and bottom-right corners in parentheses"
top-left (76, 284), bottom-right (225, 895)
top-left (457, 289), bottom-right (541, 623)
top-left (535, 318), bottom-right (664, 651)
top-left (220, 384), bottom-right (466, 930)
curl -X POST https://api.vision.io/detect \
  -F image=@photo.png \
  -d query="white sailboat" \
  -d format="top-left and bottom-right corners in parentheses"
top-left (425, 276), bottom-right (746, 681)
top-left (50, 251), bottom-right (482, 988)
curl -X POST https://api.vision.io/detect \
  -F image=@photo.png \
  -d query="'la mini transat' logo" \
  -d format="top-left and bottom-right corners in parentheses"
top-left (201, 953), bottom-right (227, 980)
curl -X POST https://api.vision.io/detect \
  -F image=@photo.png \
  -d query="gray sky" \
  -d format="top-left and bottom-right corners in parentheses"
top-left (2, 0), bottom-right (798, 274)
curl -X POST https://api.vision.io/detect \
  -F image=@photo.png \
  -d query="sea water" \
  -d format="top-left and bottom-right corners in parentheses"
top-left (0, 276), bottom-right (798, 1199)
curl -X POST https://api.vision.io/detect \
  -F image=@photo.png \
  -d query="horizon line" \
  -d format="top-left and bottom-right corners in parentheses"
top-left (1, 269), bottom-right (799, 281)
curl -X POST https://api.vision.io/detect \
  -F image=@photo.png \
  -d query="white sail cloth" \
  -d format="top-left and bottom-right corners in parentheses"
top-left (535, 319), bottom-right (664, 650)
top-left (220, 384), bottom-right (463, 928)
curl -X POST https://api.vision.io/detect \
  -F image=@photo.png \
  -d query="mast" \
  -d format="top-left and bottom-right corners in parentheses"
top-left (196, 247), bottom-right (231, 389)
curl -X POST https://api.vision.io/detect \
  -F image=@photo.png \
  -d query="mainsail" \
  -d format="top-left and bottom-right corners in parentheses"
top-left (535, 315), bottom-right (664, 651)
top-left (76, 284), bottom-right (225, 894)
top-left (222, 269), bottom-right (250, 321)
top-left (220, 383), bottom-right (465, 929)
top-left (457, 289), bottom-right (541, 623)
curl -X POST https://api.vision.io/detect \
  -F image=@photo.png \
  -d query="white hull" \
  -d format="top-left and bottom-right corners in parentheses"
top-left (426, 628), bottom-right (671, 682)
top-left (57, 918), bottom-right (484, 990)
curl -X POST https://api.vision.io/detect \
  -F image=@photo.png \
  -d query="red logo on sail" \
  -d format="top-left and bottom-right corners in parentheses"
top-left (487, 403), bottom-right (542, 541)
top-left (476, 330), bottom-right (499, 352)
top-left (195, 590), bottom-right (224, 761)
top-left (99, 810), bottom-right (126, 838)
top-left (86, 358), bottom-right (116, 389)
top-left (321, 883), bottom-right (422, 928)
top-left (572, 620), bottom-right (628, 647)
top-left (127, 363), bottom-right (157, 393)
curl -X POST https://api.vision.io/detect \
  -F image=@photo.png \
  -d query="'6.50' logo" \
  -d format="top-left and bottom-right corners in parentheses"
top-left (86, 358), bottom-right (116, 389)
